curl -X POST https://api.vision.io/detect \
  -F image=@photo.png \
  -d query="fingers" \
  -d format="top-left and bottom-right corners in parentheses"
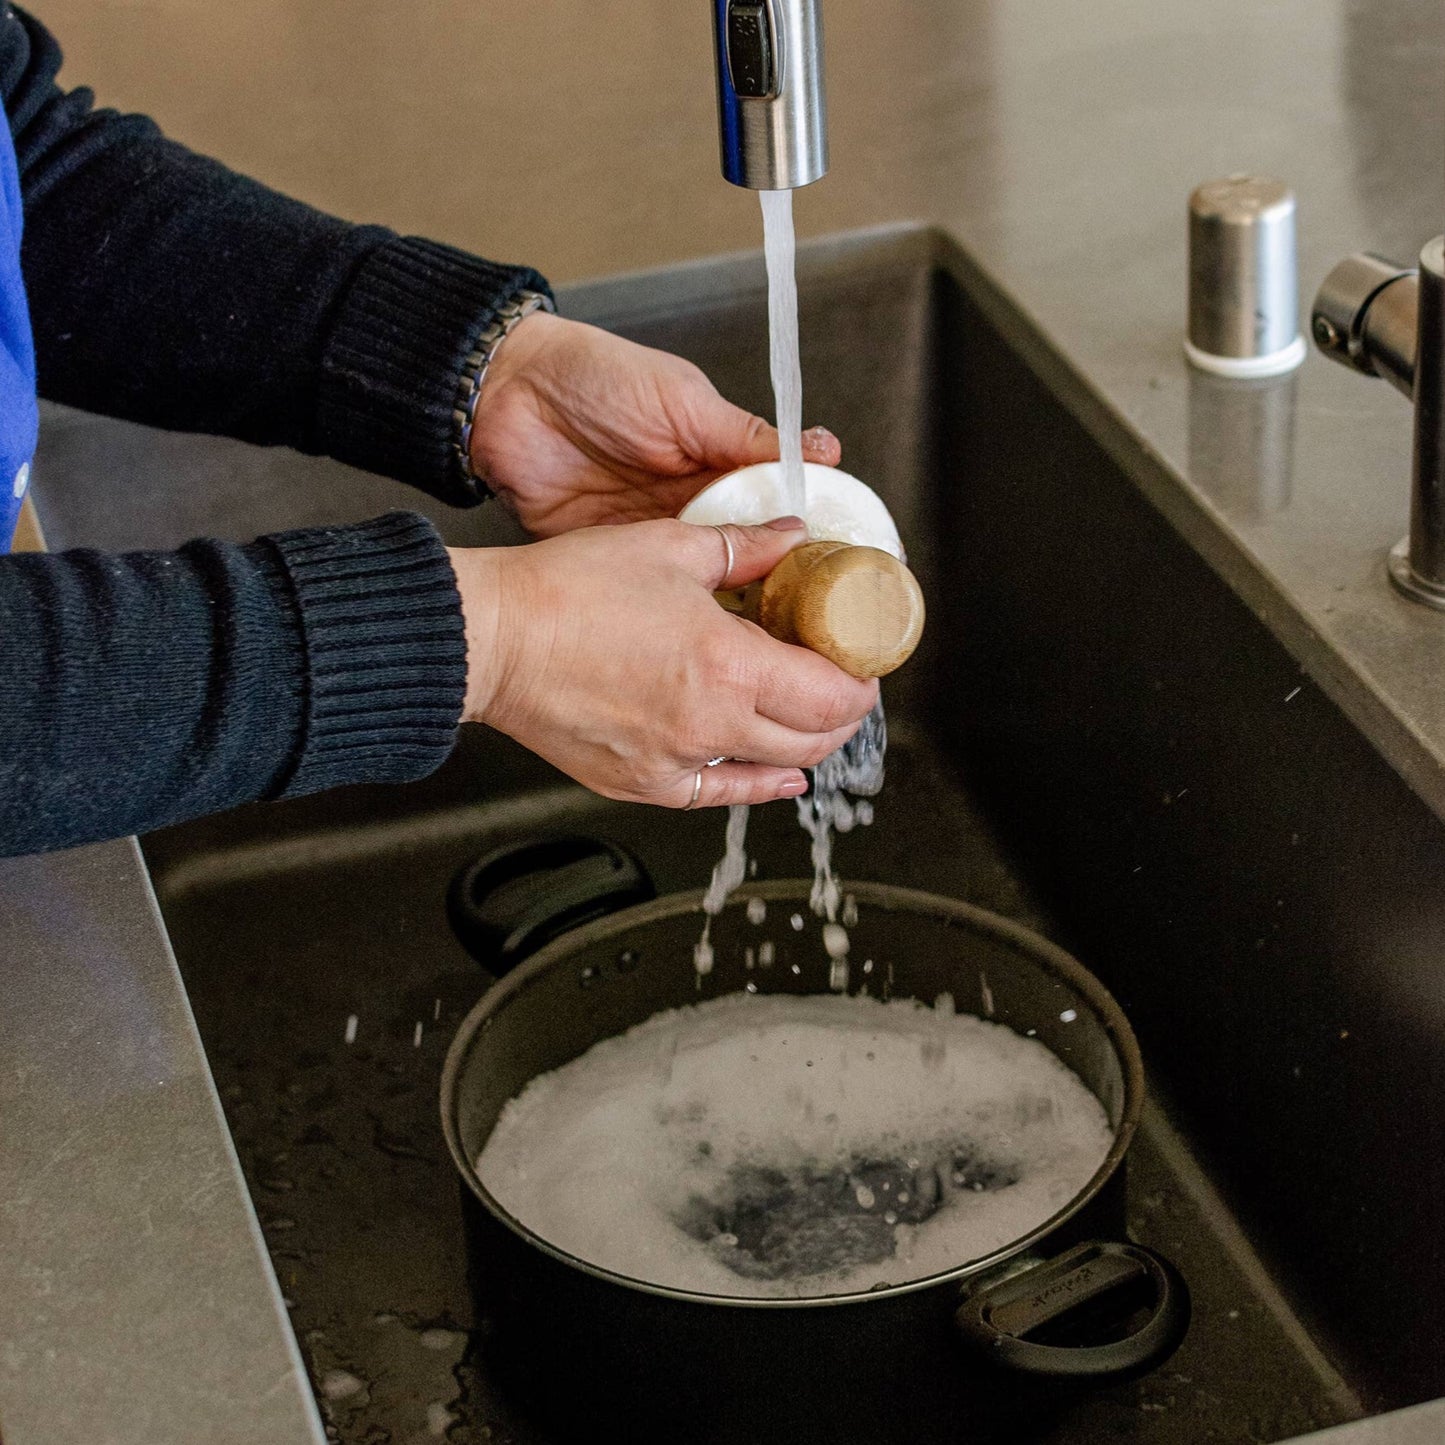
top-left (478, 519), bottom-right (880, 814)
top-left (675, 761), bottom-right (808, 809)
top-left (750, 632), bottom-right (879, 734)
top-left (687, 397), bottom-right (780, 471)
top-left (670, 517), bottom-right (808, 589)
top-left (715, 713), bottom-right (865, 771)
top-left (801, 425), bottom-right (842, 466)
top-left (644, 516), bottom-right (878, 731)
top-left (684, 386), bottom-right (843, 473)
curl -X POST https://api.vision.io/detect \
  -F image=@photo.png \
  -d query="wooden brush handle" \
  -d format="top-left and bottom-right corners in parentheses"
top-left (742, 541), bottom-right (925, 679)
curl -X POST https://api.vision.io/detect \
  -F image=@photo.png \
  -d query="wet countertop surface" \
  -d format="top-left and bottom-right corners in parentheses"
top-left (3, 1), bottom-right (1444, 1441)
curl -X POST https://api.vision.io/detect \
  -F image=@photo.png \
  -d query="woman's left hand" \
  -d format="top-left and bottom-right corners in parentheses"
top-left (467, 311), bottom-right (841, 536)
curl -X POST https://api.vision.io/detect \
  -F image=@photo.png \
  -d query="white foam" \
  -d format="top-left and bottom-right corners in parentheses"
top-left (477, 992), bottom-right (1112, 1299)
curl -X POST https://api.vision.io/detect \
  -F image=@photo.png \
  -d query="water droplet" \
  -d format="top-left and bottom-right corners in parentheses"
top-left (319, 1369), bottom-right (366, 1401)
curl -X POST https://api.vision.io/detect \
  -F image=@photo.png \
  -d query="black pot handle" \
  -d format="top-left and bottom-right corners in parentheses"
top-left (447, 835), bottom-right (655, 976)
top-left (955, 1240), bottom-right (1189, 1379)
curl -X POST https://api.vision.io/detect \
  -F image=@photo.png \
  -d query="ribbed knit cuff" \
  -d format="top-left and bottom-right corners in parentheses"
top-left (255, 511), bottom-right (467, 798)
top-left (317, 236), bottom-right (552, 506)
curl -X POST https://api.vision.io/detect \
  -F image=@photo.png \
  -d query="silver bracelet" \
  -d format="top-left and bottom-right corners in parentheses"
top-left (452, 289), bottom-right (555, 491)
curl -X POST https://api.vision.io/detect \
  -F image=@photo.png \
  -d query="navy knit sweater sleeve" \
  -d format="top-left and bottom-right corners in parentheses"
top-left (0, 5), bottom-right (553, 856)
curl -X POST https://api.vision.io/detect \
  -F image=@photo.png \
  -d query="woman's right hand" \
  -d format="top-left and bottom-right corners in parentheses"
top-left (447, 519), bottom-right (878, 809)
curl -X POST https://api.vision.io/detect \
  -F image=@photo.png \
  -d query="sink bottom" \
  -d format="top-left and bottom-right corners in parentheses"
top-left (144, 724), bottom-right (1361, 1444)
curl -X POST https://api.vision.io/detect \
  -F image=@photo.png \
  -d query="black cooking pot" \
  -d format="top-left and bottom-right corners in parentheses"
top-left (441, 838), bottom-right (1187, 1443)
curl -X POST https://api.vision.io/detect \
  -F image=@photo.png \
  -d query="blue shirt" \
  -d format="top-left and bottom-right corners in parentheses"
top-left (0, 102), bottom-right (36, 552)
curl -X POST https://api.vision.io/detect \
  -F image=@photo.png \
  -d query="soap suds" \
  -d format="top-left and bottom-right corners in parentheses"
top-left (478, 992), bottom-right (1112, 1299)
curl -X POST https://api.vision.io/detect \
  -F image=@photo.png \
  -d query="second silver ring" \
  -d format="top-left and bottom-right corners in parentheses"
top-left (712, 525), bottom-right (736, 588)
top-left (685, 755), bottom-right (730, 810)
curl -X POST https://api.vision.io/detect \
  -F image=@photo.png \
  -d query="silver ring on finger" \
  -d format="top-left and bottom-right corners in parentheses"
top-left (711, 525), bottom-right (736, 588)
top-left (685, 756), bottom-right (730, 811)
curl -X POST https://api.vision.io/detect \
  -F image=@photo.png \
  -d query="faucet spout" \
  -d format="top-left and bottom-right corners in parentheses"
top-left (1312, 252), bottom-right (1419, 399)
top-left (1313, 239), bottom-right (1445, 607)
top-left (712, 0), bottom-right (828, 190)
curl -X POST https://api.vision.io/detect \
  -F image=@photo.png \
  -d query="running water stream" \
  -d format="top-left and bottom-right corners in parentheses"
top-left (761, 189), bottom-right (806, 516)
top-left (694, 803), bottom-right (750, 980)
top-left (693, 192), bottom-right (886, 981)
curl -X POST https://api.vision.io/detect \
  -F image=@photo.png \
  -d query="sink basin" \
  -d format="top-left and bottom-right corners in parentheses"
top-left (47, 224), bottom-right (1441, 1440)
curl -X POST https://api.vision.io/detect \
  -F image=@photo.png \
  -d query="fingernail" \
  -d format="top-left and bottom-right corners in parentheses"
top-left (803, 426), bottom-right (838, 449)
top-left (776, 775), bottom-right (808, 797)
top-left (764, 516), bottom-right (807, 531)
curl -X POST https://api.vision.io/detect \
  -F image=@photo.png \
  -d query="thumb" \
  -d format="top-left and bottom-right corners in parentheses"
top-left (673, 517), bottom-right (809, 589)
top-left (689, 393), bottom-right (844, 472)
top-left (689, 395), bottom-right (781, 471)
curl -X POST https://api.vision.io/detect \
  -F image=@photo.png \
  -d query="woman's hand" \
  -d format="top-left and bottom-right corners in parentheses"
top-left (447, 519), bottom-right (877, 808)
top-left (468, 312), bottom-right (841, 536)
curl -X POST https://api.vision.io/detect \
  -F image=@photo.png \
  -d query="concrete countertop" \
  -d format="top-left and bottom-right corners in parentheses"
top-left (4, 1), bottom-right (1444, 1441)
top-left (0, 841), bottom-right (324, 1445)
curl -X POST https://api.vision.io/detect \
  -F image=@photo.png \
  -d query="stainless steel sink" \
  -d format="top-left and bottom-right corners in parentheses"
top-left (91, 224), bottom-right (1444, 1441)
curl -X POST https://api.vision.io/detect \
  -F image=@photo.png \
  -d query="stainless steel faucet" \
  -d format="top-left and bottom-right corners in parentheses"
top-left (711, 0), bottom-right (827, 189)
top-left (1313, 237), bottom-right (1445, 607)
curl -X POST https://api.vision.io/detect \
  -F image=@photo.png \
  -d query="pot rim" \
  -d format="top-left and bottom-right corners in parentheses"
top-left (440, 879), bottom-right (1144, 1310)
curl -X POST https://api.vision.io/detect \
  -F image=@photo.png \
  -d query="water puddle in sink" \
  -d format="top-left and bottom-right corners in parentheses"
top-left (476, 992), bottom-right (1112, 1298)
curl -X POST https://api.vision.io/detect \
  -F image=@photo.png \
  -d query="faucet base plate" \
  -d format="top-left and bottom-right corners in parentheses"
top-left (1387, 536), bottom-right (1445, 610)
